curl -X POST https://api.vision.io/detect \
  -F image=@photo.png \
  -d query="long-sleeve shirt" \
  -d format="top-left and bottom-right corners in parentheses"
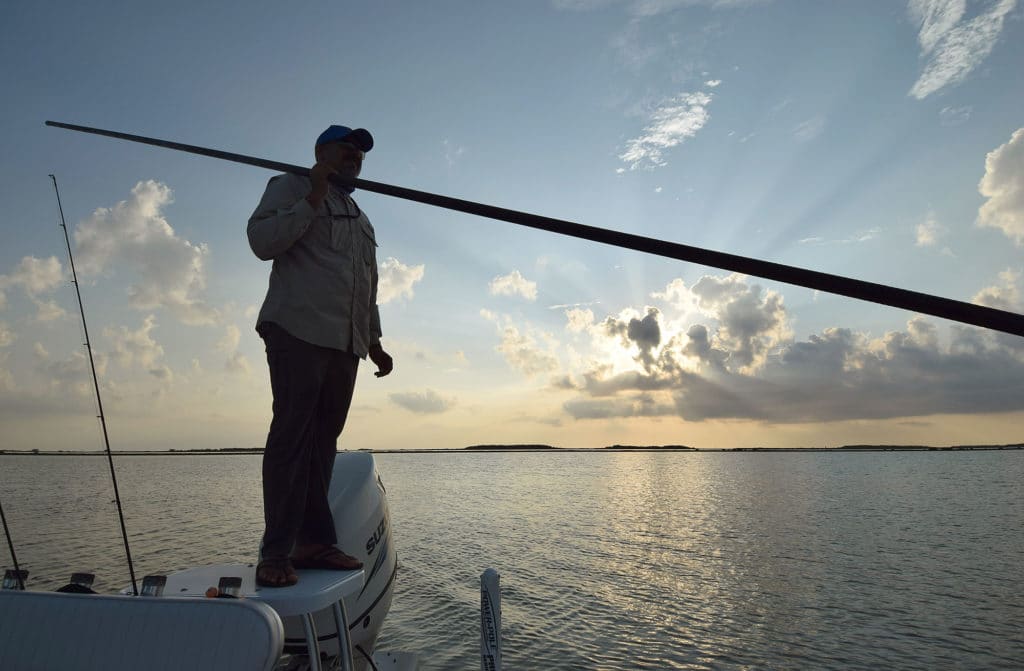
top-left (248, 172), bottom-right (382, 357)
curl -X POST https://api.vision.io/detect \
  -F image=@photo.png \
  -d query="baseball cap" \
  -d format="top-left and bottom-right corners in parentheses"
top-left (315, 125), bottom-right (374, 152)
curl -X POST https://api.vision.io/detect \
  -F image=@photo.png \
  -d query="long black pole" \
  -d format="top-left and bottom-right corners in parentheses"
top-left (45, 120), bottom-right (1024, 338)
top-left (50, 174), bottom-right (139, 596)
top-left (0, 496), bottom-right (25, 590)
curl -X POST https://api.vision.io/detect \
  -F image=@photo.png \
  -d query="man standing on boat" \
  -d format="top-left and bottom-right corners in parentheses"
top-left (247, 124), bottom-right (393, 587)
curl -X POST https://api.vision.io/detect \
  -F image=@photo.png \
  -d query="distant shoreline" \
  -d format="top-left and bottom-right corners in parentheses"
top-left (2, 443), bottom-right (1021, 456)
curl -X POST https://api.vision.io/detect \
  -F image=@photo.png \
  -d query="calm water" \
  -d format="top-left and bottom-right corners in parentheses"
top-left (1, 451), bottom-right (1022, 670)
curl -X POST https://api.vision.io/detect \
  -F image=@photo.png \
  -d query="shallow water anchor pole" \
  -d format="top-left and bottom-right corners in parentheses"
top-left (43, 120), bottom-right (1024, 338)
top-left (481, 568), bottom-right (503, 671)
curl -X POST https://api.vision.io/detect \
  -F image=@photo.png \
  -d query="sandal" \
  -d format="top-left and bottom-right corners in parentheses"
top-left (256, 557), bottom-right (298, 588)
top-left (291, 544), bottom-right (363, 571)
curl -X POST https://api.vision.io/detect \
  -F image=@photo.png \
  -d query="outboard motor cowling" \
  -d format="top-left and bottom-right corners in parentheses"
top-left (280, 451), bottom-right (397, 670)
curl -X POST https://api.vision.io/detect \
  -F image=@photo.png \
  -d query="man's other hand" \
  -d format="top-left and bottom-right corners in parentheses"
top-left (369, 344), bottom-right (393, 378)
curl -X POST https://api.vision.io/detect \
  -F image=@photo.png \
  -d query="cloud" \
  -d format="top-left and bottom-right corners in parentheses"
top-left (619, 91), bottom-right (713, 169)
top-left (564, 394), bottom-right (675, 419)
top-left (565, 307), bottom-right (595, 333)
top-left (608, 18), bottom-right (667, 69)
top-left (0, 353), bottom-right (12, 392)
top-left (34, 343), bottom-right (107, 397)
top-left (216, 324), bottom-right (241, 353)
top-left (602, 307), bottom-right (663, 371)
top-left (939, 105), bottom-right (972, 126)
top-left (389, 389), bottom-right (455, 414)
top-left (908, 0), bottom-right (1016, 99)
top-left (377, 257), bottom-right (425, 303)
top-left (792, 116), bottom-right (825, 142)
top-left (977, 128), bottom-right (1024, 245)
top-left (915, 212), bottom-right (946, 246)
top-left (103, 316), bottom-right (169, 381)
top-left (497, 325), bottom-right (560, 376)
top-left (0, 322), bottom-right (13, 347)
top-left (29, 299), bottom-right (65, 322)
top-left (651, 277), bottom-right (702, 316)
top-left (216, 325), bottom-right (251, 375)
top-left (224, 353), bottom-right (251, 375)
top-left (972, 268), bottom-right (1021, 312)
top-left (564, 314), bottom-right (1024, 424)
top-left (74, 181), bottom-right (219, 325)
top-left (555, 0), bottom-right (768, 14)
top-left (690, 274), bottom-right (790, 372)
top-left (489, 270), bottom-right (538, 301)
top-left (495, 268), bottom-right (1024, 425)
top-left (798, 228), bottom-right (882, 246)
top-left (442, 139), bottom-right (466, 167)
top-left (0, 256), bottom-right (64, 310)
top-left (482, 310), bottom-right (560, 376)
top-left (705, 79), bottom-right (722, 87)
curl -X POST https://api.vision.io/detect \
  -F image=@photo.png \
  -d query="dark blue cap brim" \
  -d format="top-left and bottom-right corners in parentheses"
top-left (316, 125), bottom-right (374, 152)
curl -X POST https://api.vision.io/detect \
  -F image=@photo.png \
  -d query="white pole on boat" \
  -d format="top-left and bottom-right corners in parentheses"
top-left (480, 568), bottom-right (502, 671)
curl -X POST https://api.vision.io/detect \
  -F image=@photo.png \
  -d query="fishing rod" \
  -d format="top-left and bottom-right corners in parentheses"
top-left (1, 496), bottom-right (26, 590)
top-left (50, 174), bottom-right (139, 596)
top-left (45, 120), bottom-right (1024, 338)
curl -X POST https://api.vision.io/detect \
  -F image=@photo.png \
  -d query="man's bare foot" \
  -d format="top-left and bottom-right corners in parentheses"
top-left (291, 543), bottom-right (363, 570)
top-left (256, 557), bottom-right (298, 587)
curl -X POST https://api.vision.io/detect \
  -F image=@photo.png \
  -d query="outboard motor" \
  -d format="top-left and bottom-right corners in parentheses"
top-left (280, 451), bottom-right (397, 670)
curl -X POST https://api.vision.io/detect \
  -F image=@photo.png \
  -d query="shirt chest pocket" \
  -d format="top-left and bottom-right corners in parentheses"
top-left (359, 219), bottom-right (378, 263)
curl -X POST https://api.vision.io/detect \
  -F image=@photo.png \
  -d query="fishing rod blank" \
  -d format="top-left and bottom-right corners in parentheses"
top-left (50, 174), bottom-right (139, 596)
top-left (1, 497), bottom-right (26, 590)
top-left (45, 120), bottom-right (1024, 338)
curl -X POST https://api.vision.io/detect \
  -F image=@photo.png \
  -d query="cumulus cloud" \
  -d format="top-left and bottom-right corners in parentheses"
top-left (482, 310), bottom-right (560, 376)
top-left (0, 256), bottom-right (64, 310)
top-left (908, 0), bottom-right (1016, 99)
top-left (651, 278), bottom-right (702, 316)
top-left (216, 325), bottom-right (252, 375)
top-left (103, 315), bottom-right (170, 381)
top-left (33, 343), bottom-right (107, 397)
top-left (564, 393), bottom-right (675, 419)
top-left (216, 324), bottom-right (241, 353)
top-left (915, 212), bottom-right (946, 246)
top-left (377, 257), bottom-right (425, 304)
top-left (603, 307), bottom-right (663, 371)
top-left (389, 389), bottom-right (455, 414)
top-left (225, 353), bottom-right (251, 375)
top-left (972, 268), bottom-right (1021, 312)
top-left (565, 307), bottom-right (595, 333)
top-left (564, 315), bottom-right (1024, 424)
top-left (705, 79), bottom-right (722, 87)
top-left (489, 270), bottom-right (538, 301)
top-left (689, 274), bottom-right (790, 372)
top-left (32, 299), bottom-right (67, 321)
top-left (0, 322), bottom-right (13, 347)
top-left (498, 326), bottom-right (560, 376)
top-left (977, 128), bottom-right (1024, 245)
top-left (553, 266), bottom-right (1024, 424)
top-left (74, 181), bottom-right (219, 325)
top-left (620, 92), bottom-right (713, 169)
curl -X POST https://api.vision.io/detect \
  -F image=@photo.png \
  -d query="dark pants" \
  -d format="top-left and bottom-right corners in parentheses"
top-left (258, 322), bottom-right (359, 559)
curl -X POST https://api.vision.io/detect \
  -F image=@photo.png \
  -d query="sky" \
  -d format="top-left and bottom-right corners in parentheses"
top-left (1, 0), bottom-right (1022, 451)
